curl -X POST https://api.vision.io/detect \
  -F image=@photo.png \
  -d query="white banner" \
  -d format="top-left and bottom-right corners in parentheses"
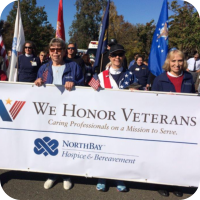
top-left (0, 82), bottom-right (200, 187)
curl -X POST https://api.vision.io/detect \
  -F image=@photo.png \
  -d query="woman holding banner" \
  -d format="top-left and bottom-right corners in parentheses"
top-left (152, 49), bottom-right (195, 197)
top-left (35, 38), bottom-right (84, 190)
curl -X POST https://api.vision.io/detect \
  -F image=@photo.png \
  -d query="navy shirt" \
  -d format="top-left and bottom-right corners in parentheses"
top-left (111, 69), bottom-right (128, 87)
top-left (129, 63), bottom-right (150, 87)
top-left (18, 55), bottom-right (41, 82)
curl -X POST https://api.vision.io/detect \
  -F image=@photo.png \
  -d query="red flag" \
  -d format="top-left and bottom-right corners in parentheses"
top-left (56, 0), bottom-right (65, 41)
top-left (0, 34), bottom-right (9, 69)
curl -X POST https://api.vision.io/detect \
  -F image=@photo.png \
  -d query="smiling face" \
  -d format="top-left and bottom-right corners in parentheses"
top-left (49, 43), bottom-right (66, 65)
top-left (136, 57), bottom-right (143, 66)
top-left (109, 50), bottom-right (125, 69)
top-left (169, 52), bottom-right (184, 75)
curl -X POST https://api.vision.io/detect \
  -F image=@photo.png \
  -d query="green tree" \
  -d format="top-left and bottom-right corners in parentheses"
top-left (136, 20), bottom-right (156, 57)
top-left (2, 0), bottom-right (55, 53)
top-left (69, 0), bottom-right (107, 49)
top-left (168, 1), bottom-right (200, 55)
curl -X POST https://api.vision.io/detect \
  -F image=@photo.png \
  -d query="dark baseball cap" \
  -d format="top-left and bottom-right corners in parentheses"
top-left (109, 44), bottom-right (125, 55)
top-left (108, 38), bottom-right (117, 46)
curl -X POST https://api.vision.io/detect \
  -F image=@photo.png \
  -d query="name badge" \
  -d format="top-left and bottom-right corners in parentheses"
top-left (31, 61), bottom-right (37, 66)
top-left (135, 68), bottom-right (140, 71)
top-left (87, 73), bottom-right (91, 76)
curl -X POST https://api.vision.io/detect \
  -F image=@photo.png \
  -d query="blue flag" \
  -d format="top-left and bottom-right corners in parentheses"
top-left (148, 0), bottom-right (168, 76)
top-left (93, 0), bottom-right (110, 69)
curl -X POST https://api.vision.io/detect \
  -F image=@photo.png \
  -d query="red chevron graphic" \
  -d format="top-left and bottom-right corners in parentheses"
top-left (9, 101), bottom-right (26, 120)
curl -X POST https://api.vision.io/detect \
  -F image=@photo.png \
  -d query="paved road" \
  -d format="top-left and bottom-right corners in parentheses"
top-left (0, 170), bottom-right (196, 200)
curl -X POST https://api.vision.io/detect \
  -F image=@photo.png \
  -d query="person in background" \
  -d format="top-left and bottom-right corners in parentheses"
top-left (187, 53), bottom-right (200, 83)
top-left (97, 44), bottom-right (137, 192)
top-left (89, 57), bottom-right (95, 67)
top-left (35, 38), bottom-right (84, 190)
top-left (129, 55), bottom-right (151, 90)
top-left (7, 50), bottom-right (11, 62)
top-left (0, 56), bottom-right (6, 72)
top-left (0, 69), bottom-right (7, 81)
top-left (152, 49), bottom-right (195, 94)
top-left (39, 51), bottom-right (47, 65)
top-left (82, 54), bottom-right (93, 86)
top-left (66, 43), bottom-right (85, 77)
top-left (128, 53), bottom-right (139, 69)
top-left (143, 59), bottom-right (148, 66)
top-left (18, 41), bottom-right (41, 82)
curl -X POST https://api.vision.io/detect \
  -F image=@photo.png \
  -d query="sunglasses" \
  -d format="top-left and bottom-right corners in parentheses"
top-left (49, 48), bottom-right (63, 52)
top-left (110, 52), bottom-right (125, 57)
top-left (67, 47), bottom-right (76, 50)
top-left (25, 47), bottom-right (32, 49)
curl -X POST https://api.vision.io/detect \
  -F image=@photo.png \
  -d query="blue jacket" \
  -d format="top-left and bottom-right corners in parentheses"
top-left (152, 71), bottom-right (195, 93)
top-left (129, 63), bottom-right (150, 87)
top-left (37, 60), bottom-right (84, 86)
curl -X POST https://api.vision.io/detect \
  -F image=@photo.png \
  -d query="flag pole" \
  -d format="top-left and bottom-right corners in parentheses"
top-left (16, 0), bottom-right (20, 81)
top-left (100, 53), bottom-right (103, 73)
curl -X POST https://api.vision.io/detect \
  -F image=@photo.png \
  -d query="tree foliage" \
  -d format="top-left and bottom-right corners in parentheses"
top-left (168, 1), bottom-right (200, 56)
top-left (2, 0), bottom-right (55, 53)
top-left (69, 0), bottom-right (107, 49)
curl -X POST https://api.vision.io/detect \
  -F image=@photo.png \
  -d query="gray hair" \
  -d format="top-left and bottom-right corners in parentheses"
top-left (49, 38), bottom-right (66, 50)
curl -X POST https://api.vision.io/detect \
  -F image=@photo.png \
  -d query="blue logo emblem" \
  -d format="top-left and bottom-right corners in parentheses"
top-left (34, 137), bottom-right (59, 157)
top-left (12, 37), bottom-right (17, 56)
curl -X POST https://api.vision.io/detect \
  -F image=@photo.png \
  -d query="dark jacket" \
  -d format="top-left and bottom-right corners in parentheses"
top-left (129, 63), bottom-right (150, 88)
top-left (152, 71), bottom-right (195, 93)
top-left (37, 60), bottom-right (84, 86)
top-left (18, 55), bottom-right (41, 82)
top-left (66, 56), bottom-right (85, 76)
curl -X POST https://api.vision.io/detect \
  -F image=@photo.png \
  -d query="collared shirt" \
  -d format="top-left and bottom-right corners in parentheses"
top-left (187, 57), bottom-right (200, 71)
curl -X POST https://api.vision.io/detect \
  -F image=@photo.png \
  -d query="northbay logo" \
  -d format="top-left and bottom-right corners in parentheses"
top-left (63, 140), bottom-right (104, 150)
top-left (34, 137), bottom-right (59, 157)
top-left (0, 99), bottom-right (26, 122)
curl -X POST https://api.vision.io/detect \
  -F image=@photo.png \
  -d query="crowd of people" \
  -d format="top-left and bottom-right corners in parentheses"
top-left (0, 38), bottom-right (199, 94)
top-left (0, 37), bottom-right (199, 197)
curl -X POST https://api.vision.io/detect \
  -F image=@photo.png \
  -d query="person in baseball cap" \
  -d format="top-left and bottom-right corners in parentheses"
top-left (108, 38), bottom-right (118, 46)
top-left (96, 43), bottom-right (137, 191)
top-left (99, 39), bottom-right (118, 72)
top-left (109, 44), bottom-right (125, 55)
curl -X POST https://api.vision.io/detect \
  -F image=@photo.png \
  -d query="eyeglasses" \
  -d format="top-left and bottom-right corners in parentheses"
top-left (40, 54), bottom-right (45, 57)
top-left (67, 47), bottom-right (76, 50)
top-left (25, 47), bottom-right (32, 49)
top-left (110, 52), bottom-right (125, 57)
top-left (49, 48), bottom-right (63, 52)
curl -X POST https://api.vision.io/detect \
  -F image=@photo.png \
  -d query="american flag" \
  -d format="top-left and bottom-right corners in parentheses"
top-left (42, 69), bottom-right (48, 83)
top-left (89, 73), bottom-right (100, 90)
top-left (0, 34), bottom-right (9, 69)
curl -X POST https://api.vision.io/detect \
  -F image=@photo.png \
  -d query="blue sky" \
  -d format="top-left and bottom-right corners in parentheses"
top-left (0, 0), bottom-right (195, 42)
